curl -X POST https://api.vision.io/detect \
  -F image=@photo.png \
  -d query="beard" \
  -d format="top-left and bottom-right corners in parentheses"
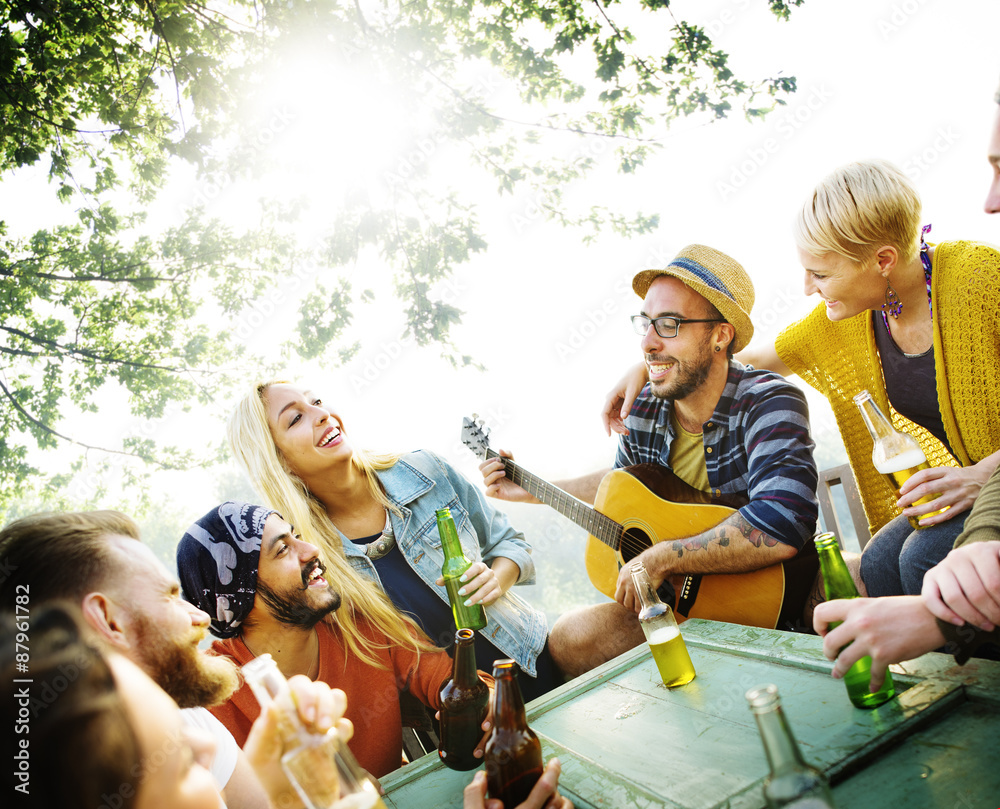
top-left (131, 614), bottom-right (240, 709)
top-left (255, 559), bottom-right (342, 630)
top-left (647, 335), bottom-right (715, 401)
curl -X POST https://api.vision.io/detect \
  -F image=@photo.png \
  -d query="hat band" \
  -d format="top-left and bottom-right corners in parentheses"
top-left (670, 257), bottom-right (736, 301)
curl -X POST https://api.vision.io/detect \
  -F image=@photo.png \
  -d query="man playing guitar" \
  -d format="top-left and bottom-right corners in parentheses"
top-left (479, 245), bottom-right (819, 678)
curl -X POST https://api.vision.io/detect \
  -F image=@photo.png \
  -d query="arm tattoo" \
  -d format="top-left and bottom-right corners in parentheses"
top-left (734, 512), bottom-right (779, 548)
top-left (667, 513), bottom-right (777, 558)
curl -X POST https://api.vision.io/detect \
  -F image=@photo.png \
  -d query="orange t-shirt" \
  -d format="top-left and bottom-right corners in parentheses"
top-left (210, 618), bottom-right (454, 777)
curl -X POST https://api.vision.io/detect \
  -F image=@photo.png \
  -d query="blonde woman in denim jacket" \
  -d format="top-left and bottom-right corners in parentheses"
top-left (227, 381), bottom-right (561, 700)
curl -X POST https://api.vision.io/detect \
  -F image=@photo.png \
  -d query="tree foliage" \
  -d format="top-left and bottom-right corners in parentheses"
top-left (0, 0), bottom-right (804, 508)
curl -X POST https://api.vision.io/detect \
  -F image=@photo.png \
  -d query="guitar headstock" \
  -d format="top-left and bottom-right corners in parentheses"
top-left (461, 414), bottom-right (491, 460)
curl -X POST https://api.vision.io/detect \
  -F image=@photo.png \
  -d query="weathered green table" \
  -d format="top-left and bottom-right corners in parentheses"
top-left (382, 619), bottom-right (1000, 808)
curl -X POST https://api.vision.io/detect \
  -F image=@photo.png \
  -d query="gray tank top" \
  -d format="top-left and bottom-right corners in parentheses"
top-left (874, 313), bottom-right (954, 457)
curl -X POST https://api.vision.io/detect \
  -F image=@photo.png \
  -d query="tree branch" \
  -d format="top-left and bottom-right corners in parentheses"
top-left (0, 266), bottom-right (182, 284)
top-left (0, 377), bottom-right (150, 460)
top-left (0, 324), bottom-right (206, 375)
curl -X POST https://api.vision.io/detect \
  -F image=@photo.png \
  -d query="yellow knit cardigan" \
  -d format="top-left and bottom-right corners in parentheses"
top-left (775, 240), bottom-right (1000, 534)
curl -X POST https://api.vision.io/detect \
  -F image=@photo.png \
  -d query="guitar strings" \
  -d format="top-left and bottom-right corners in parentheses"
top-left (501, 456), bottom-right (654, 558)
top-left (463, 435), bottom-right (655, 558)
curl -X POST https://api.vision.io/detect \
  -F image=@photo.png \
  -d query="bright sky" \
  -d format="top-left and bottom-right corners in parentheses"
top-left (5, 0), bottom-right (999, 557)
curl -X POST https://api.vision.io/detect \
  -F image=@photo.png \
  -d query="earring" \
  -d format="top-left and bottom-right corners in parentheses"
top-left (882, 280), bottom-right (902, 319)
top-left (714, 345), bottom-right (722, 353)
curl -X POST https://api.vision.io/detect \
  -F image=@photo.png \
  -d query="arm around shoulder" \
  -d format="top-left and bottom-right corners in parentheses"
top-left (735, 340), bottom-right (791, 376)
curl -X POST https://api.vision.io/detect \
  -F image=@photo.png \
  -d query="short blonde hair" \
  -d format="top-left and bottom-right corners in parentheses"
top-left (795, 159), bottom-right (922, 266)
top-left (226, 381), bottom-right (435, 667)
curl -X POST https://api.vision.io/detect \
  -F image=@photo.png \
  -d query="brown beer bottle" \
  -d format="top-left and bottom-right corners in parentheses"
top-left (438, 628), bottom-right (490, 771)
top-left (485, 659), bottom-right (543, 805)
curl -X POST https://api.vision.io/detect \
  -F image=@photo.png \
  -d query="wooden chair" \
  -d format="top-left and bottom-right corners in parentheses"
top-left (816, 463), bottom-right (871, 551)
top-left (400, 693), bottom-right (440, 762)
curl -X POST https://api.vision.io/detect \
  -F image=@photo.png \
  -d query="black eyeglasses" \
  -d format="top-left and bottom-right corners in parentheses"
top-left (631, 314), bottom-right (724, 338)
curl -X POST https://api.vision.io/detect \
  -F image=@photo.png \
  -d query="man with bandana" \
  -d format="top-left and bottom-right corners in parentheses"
top-left (178, 501), bottom-right (487, 779)
top-left (0, 509), bottom-right (345, 809)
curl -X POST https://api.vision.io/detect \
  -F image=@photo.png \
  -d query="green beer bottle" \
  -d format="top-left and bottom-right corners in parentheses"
top-left (745, 683), bottom-right (836, 808)
top-left (814, 532), bottom-right (895, 708)
top-left (436, 507), bottom-right (488, 631)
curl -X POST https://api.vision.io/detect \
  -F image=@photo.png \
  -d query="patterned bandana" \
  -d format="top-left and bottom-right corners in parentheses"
top-left (177, 501), bottom-right (277, 638)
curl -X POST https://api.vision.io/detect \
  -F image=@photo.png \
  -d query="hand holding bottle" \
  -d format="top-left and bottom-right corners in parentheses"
top-left (436, 681), bottom-right (496, 758)
top-left (814, 533), bottom-right (895, 707)
top-left (242, 655), bottom-right (386, 809)
top-left (437, 508), bottom-right (489, 630)
top-left (614, 550), bottom-right (665, 614)
top-left (813, 596), bottom-right (944, 692)
top-left (896, 463), bottom-right (992, 527)
top-left (243, 676), bottom-right (355, 807)
top-left (853, 390), bottom-right (950, 529)
top-left (464, 760), bottom-right (573, 809)
top-left (436, 561), bottom-right (504, 607)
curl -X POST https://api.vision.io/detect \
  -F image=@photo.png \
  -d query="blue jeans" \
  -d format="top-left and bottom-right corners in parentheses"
top-left (860, 511), bottom-right (969, 597)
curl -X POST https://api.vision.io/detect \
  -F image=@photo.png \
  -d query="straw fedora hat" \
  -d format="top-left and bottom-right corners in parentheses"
top-left (631, 244), bottom-right (755, 353)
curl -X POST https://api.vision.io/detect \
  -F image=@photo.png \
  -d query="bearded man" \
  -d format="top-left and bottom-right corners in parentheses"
top-left (0, 510), bottom-right (269, 807)
top-left (479, 245), bottom-right (820, 677)
top-left (177, 501), bottom-right (475, 779)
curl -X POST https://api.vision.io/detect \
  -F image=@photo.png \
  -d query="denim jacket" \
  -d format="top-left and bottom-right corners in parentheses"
top-left (339, 450), bottom-right (548, 676)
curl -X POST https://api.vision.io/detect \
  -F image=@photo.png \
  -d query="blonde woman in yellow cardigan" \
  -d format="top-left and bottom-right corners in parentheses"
top-left (602, 160), bottom-right (1000, 599)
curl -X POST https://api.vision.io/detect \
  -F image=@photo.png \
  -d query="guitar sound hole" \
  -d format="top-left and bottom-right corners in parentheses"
top-left (620, 528), bottom-right (653, 564)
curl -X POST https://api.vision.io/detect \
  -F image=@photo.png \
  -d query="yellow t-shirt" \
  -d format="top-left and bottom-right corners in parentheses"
top-left (669, 410), bottom-right (711, 493)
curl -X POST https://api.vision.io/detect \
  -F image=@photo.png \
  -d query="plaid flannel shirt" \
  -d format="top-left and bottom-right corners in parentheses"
top-left (615, 361), bottom-right (818, 548)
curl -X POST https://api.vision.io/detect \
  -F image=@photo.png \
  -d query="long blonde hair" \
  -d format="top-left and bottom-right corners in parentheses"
top-left (227, 380), bottom-right (437, 666)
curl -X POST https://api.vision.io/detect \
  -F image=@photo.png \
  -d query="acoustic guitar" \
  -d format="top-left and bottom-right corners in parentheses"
top-left (462, 416), bottom-right (816, 630)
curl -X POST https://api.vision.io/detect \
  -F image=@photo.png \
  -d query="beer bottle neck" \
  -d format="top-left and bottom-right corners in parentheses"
top-left (630, 564), bottom-right (665, 614)
top-left (814, 537), bottom-right (858, 601)
top-left (854, 391), bottom-right (921, 462)
top-left (493, 672), bottom-right (529, 730)
top-left (452, 634), bottom-right (479, 688)
top-left (436, 510), bottom-right (466, 562)
top-left (855, 392), bottom-right (894, 442)
top-left (754, 703), bottom-right (809, 775)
